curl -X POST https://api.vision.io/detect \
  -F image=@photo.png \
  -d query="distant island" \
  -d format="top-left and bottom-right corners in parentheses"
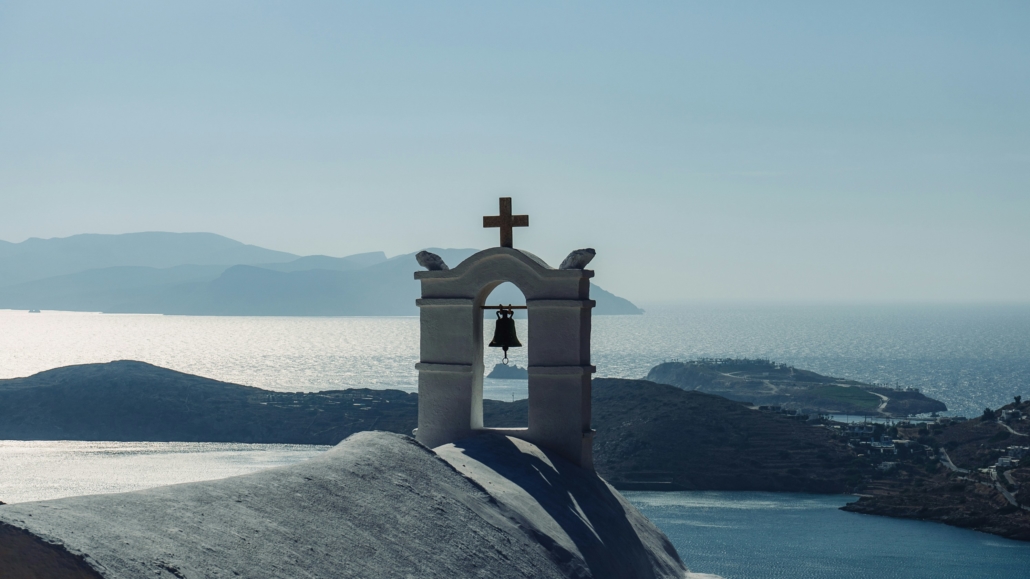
top-left (1, 360), bottom-right (1025, 541)
top-left (0, 232), bottom-right (643, 316)
top-left (646, 359), bottom-right (947, 417)
top-left (487, 363), bottom-right (528, 379)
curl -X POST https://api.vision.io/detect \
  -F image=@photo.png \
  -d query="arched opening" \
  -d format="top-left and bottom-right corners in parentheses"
top-left (479, 282), bottom-right (529, 428)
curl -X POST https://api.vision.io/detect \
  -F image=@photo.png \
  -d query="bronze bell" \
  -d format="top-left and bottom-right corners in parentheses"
top-left (488, 306), bottom-right (522, 364)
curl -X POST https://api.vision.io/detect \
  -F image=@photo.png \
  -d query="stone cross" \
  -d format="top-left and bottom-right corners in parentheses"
top-left (483, 197), bottom-right (529, 248)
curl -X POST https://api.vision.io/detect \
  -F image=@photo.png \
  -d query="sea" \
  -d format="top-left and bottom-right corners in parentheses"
top-left (2, 304), bottom-right (1029, 576)
top-left (3, 304), bottom-right (1028, 415)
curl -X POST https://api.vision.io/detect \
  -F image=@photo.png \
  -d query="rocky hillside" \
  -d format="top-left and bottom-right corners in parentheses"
top-left (4, 361), bottom-right (1027, 541)
top-left (842, 398), bottom-right (1030, 541)
top-left (0, 361), bottom-right (418, 444)
top-left (486, 379), bottom-right (863, 493)
top-left (1, 362), bottom-right (865, 495)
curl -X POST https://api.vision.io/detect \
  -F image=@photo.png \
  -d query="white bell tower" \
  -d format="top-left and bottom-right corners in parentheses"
top-left (414, 198), bottom-right (596, 468)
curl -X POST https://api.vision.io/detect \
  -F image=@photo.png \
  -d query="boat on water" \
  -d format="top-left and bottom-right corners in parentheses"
top-left (28, 309), bottom-right (41, 313)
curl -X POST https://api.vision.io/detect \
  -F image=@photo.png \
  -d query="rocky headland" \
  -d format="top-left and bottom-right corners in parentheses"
top-left (646, 359), bottom-right (947, 417)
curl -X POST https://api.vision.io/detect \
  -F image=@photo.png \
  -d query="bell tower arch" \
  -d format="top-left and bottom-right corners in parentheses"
top-left (414, 200), bottom-right (596, 469)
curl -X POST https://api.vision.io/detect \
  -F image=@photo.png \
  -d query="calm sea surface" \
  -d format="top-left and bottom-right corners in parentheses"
top-left (0, 440), bottom-right (328, 504)
top-left (2, 304), bottom-right (1029, 415)
top-left (2, 304), bottom-right (1029, 576)
top-left (627, 491), bottom-right (1030, 578)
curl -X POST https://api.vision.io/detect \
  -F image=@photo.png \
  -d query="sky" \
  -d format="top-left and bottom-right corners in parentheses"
top-left (1, 1), bottom-right (1028, 303)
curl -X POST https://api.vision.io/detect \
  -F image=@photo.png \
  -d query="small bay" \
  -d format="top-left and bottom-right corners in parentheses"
top-left (626, 491), bottom-right (1030, 578)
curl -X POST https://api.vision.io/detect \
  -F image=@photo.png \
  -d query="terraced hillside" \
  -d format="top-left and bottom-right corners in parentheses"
top-left (843, 399), bottom-right (1030, 542)
top-left (486, 379), bottom-right (864, 493)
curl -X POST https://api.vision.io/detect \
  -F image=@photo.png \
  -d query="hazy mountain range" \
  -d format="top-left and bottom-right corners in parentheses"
top-left (0, 233), bottom-right (643, 316)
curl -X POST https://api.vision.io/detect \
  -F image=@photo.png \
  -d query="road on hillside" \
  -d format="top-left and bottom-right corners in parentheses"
top-left (939, 448), bottom-right (968, 473)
